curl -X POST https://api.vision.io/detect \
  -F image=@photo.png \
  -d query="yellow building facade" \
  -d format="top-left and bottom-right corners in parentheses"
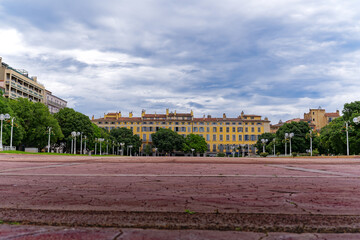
top-left (92, 109), bottom-right (271, 153)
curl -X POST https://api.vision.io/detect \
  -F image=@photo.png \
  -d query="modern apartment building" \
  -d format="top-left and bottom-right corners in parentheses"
top-left (0, 57), bottom-right (45, 102)
top-left (45, 90), bottom-right (67, 114)
top-left (0, 57), bottom-right (67, 113)
top-left (92, 109), bottom-right (271, 153)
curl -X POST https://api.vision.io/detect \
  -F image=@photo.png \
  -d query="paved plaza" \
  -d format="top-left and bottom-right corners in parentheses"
top-left (0, 154), bottom-right (360, 239)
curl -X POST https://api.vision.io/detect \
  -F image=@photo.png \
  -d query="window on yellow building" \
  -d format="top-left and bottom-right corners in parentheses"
top-left (226, 127), bottom-right (229, 133)
top-left (213, 144), bottom-right (216, 151)
top-left (199, 127), bottom-right (204, 132)
top-left (238, 127), bottom-right (243, 132)
top-left (232, 135), bottom-right (236, 141)
top-left (143, 134), bottom-right (146, 141)
top-left (137, 127), bottom-right (140, 132)
top-left (232, 127), bottom-right (236, 132)
top-left (251, 127), bottom-right (255, 132)
top-left (207, 127), bottom-right (210, 132)
top-left (206, 134), bottom-right (210, 141)
top-left (220, 127), bottom-right (223, 132)
top-left (238, 135), bottom-right (242, 141)
top-left (194, 127), bottom-right (198, 132)
top-left (245, 127), bottom-right (248, 132)
top-left (226, 135), bottom-right (230, 141)
top-left (258, 127), bottom-right (261, 132)
top-left (213, 134), bottom-right (216, 141)
top-left (213, 127), bottom-right (217, 132)
top-left (244, 135), bottom-right (249, 141)
top-left (220, 135), bottom-right (223, 141)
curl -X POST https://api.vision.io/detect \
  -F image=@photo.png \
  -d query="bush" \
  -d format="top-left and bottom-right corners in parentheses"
top-left (260, 152), bottom-right (268, 158)
top-left (313, 149), bottom-right (319, 156)
top-left (217, 152), bottom-right (225, 157)
top-left (292, 152), bottom-right (297, 157)
top-left (276, 152), bottom-right (281, 157)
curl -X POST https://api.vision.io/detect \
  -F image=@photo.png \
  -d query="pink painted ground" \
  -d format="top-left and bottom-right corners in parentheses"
top-left (1, 154), bottom-right (360, 239)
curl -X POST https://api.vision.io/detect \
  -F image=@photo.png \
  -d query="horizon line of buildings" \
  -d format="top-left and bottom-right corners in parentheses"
top-left (91, 107), bottom-right (340, 153)
top-left (0, 57), bottom-right (67, 114)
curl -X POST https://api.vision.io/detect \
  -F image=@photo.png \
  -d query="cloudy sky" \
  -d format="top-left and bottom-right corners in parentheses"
top-left (0, 0), bottom-right (359, 123)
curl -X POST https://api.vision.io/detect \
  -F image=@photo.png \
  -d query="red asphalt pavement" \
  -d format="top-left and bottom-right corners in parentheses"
top-left (1, 154), bottom-right (360, 239)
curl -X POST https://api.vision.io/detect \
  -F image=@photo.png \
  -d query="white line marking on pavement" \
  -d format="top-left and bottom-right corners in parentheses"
top-left (0, 173), bottom-right (358, 178)
top-left (0, 163), bottom-right (85, 173)
top-left (269, 165), bottom-right (356, 177)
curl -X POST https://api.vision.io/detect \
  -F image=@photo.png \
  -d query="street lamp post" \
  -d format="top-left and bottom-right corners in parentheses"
top-left (346, 121), bottom-right (350, 156)
top-left (80, 133), bottom-right (83, 155)
top-left (94, 138), bottom-right (98, 155)
top-left (289, 133), bottom-right (294, 154)
top-left (83, 136), bottom-right (87, 154)
top-left (10, 117), bottom-right (15, 150)
top-left (47, 127), bottom-right (52, 153)
top-left (98, 138), bottom-right (104, 155)
top-left (261, 139), bottom-right (268, 153)
top-left (352, 117), bottom-right (360, 155)
top-left (241, 144), bottom-right (245, 157)
top-left (72, 132), bottom-right (80, 154)
top-left (284, 133), bottom-right (288, 156)
top-left (309, 130), bottom-right (313, 156)
top-left (0, 114), bottom-right (10, 151)
top-left (112, 141), bottom-right (115, 155)
top-left (154, 147), bottom-right (158, 156)
top-left (120, 143), bottom-right (125, 156)
top-left (273, 138), bottom-right (276, 156)
top-left (191, 148), bottom-right (195, 156)
top-left (129, 145), bottom-right (133, 156)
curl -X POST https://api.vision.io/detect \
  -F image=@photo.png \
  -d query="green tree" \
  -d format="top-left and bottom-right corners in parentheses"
top-left (254, 132), bottom-right (276, 154)
top-left (343, 101), bottom-right (360, 121)
top-left (151, 128), bottom-right (184, 154)
top-left (110, 127), bottom-right (141, 155)
top-left (144, 144), bottom-right (152, 156)
top-left (9, 98), bottom-right (63, 149)
top-left (0, 96), bottom-right (24, 147)
top-left (275, 121), bottom-right (311, 154)
top-left (54, 108), bottom-right (95, 152)
top-left (183, 134), bottom-right (208, 154)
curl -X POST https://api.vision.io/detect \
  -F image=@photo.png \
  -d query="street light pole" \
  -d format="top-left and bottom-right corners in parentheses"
top-left (289, 133), bottom-right (294, 154)
top-left (47, 127), bottom-right (52, 153)
top-left (346, 122), bottom-right (349, 156)
top-left (120, 143), bottom-right (125, 156)
top-left (261, 139), bottom-right (268, 153)
top-left (95, 138), bottom-right (97, 155)
top-left (10, 117), bottom-right (15, 150)
top-left (285, 133), bottom-right (288, 156)
top-left (309, 130), bottom-right (313, 156)
top-left (273, 138), bottom-right (276, 156)
top-left (83, 136), bottom-right (87, 154)
top-left (80, 133), bottom-right (83, 155)
top-left (0, 114), bottom-right (10, 151)
top-left (129, 145), bottom-right (133, 156)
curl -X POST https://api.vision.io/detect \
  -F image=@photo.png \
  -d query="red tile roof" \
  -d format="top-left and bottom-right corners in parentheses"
top-left (325, 112), bottom-right (340, 117)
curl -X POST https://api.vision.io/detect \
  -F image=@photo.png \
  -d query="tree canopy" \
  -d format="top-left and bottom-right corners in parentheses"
top-left (151, 128), bottom-right (184, 154)
top-left (275, 121), bottom-right (311, 154)
top-left (183, 134), bottom-right (208, 154)
top-left (110, 127), bottom-right (141, 155)
top-left (9, 98), bottom-right (63, 148)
